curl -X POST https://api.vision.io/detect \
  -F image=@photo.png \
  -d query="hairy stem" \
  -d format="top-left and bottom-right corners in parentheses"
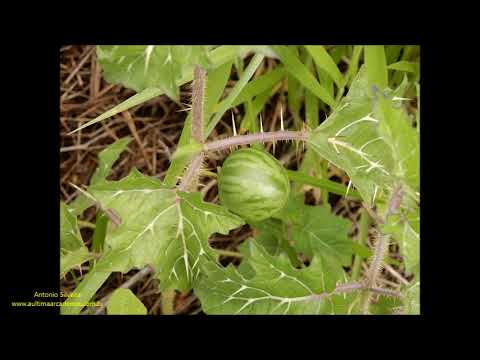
top-left (178, 153), bottom-right (204, 192)
top-left (361, 233), bottom-right (389, 314)
top-left (203, 130), bottom-right (309, 152)
top-left (191, 66), bottom-right (206, 143)
top-left (361, 183), bottom-right (405, 314)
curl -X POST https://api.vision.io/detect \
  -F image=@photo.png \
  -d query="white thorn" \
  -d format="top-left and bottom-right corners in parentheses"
top-left (346, 180), bottom-right (352, 198)
top-left (144, 45), bottom-right (155, 75)
top-left (231, 111), bottom-right (237, 136)
top-left (280, 104), bottom-right (284, 131)
top-left (372, 185), bottom-right (378, 205)
top-left (259, 114), bottom-right (264, 133)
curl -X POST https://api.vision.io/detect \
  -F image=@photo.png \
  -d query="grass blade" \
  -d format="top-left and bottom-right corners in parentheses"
top-left (286, 170), bottom-right (361, 199)
top-left (68, 87), bottom-right (162, 134)
top-left (364, 45), bottom-right (388, 92)
top-left (205, 53), bottom-right (265, 138)
top-left (222, 66), bottom-right (285, 109)
top-left (272, 45), bottom-right (335, 108)
top-left (345, 45), bottom-right (363, 88)
top-left (305, 45), bottom-right (344, 88)
top-left (387, 61), bottom-right (419, 74)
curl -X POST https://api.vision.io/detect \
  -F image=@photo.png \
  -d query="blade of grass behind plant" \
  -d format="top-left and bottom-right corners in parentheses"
top-left (365, 45), bottom-right (388, 93)
top-left (345, 45), bottom-right (363, 88)
top-left (286, 170), bottom-right (361, 199)
top-left (305, 45), bottom-right (344, 88)
top-left (272, 45), bottom-right (335, 108)
top-left (222, 66), bottom-right (285, 109)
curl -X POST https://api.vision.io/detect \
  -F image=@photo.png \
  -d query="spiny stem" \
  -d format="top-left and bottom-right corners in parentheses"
top-left (191, 66), bottom-right (206, 143)
top-left (203, 130), bottom-right (310, 152)
top-left (361, 233), bottom-right (389, 314)
top-left (361, 184), bottom-right (404, 314)
top-left (178, 153), bottom-right (204, 192)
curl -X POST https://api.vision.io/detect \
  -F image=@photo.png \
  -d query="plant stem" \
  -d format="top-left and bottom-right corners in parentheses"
top-left (361, 233), bottom-right (389, 314)
top-left (351, 208), bottom-right (370, 281)
top-left (203, 130), bottom-right (309, 152)
top-left (360, 184), bottom-right (404, 314)
top-left (191, 66), bottom-right (206, 143)
top-left (178, 153), bottom-right (204, 192)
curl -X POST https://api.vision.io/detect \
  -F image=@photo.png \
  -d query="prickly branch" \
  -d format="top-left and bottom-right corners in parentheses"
top-left (191, 66), bottom-right (206, 143)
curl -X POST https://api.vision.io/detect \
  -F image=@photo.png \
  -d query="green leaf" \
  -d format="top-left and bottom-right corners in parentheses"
top-left (249, 220), bottom-right (284, 257)
top-left (60, 247), bottom-right (93, 279)
top-left (91, 137), bottom-right (133, 184)
top-left (385, 45), bottom-right (403, 64)
top-left (272, 45), bottom-right (335, 108)
top-left (305, 45), bottom-right (344, 88)
top-left (159, 191), bottom-right (245, 291)
top-left (91, 212), bottom-right (108, 253)
top-left (89, 170), bottom-right (244, 291)
top-left (68, 138), bottom-right (133, 216)
top-left (305, 88), bottom-right (319, 129)
top-left (345, 46), bottom-right (363, 88)
top-left (60, 202), bottom-right (84, 251)
top-left (237, 239), bottom-right (257, 279)
top-left (89, 171), bottom-right (178, 271)
top-left (61, 250), bottom-right (129, 315)
top-left (387, 61), bottom-right (419, 74)
top-left (97, 45), bottom-right (211, 100)
top-left (274, 195), bottom-right (354, 267)
top-left (205, 53), bottom-right (265, 138)
top-left (382, 205), bottom-right (419, 276)
top-left (286, 170), bottom-right (361, 199)
top-left (240, 88), bottom-right (274, 133)
top-left (248, 218), bottom-right (302, 268)
top-left (69, 88), bottom-right (162, 135)
top-left (364, 45), bottom-right (388, 92)
top-left (204, 61), bottom-right (234, 119)
top-left (224, 66), bottom-right (286, 109)
top-left (195, 240), bottom-right (346, 314)
top-left (308, 66), bottom-right (395, 204)
top-left (107, 288), bottom-right (147, 315)
top-left (375, 96), bottom-right (419, 191)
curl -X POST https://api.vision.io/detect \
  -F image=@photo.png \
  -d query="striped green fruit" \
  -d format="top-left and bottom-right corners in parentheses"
top-left (218, 147), bottom-right (290, 222)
